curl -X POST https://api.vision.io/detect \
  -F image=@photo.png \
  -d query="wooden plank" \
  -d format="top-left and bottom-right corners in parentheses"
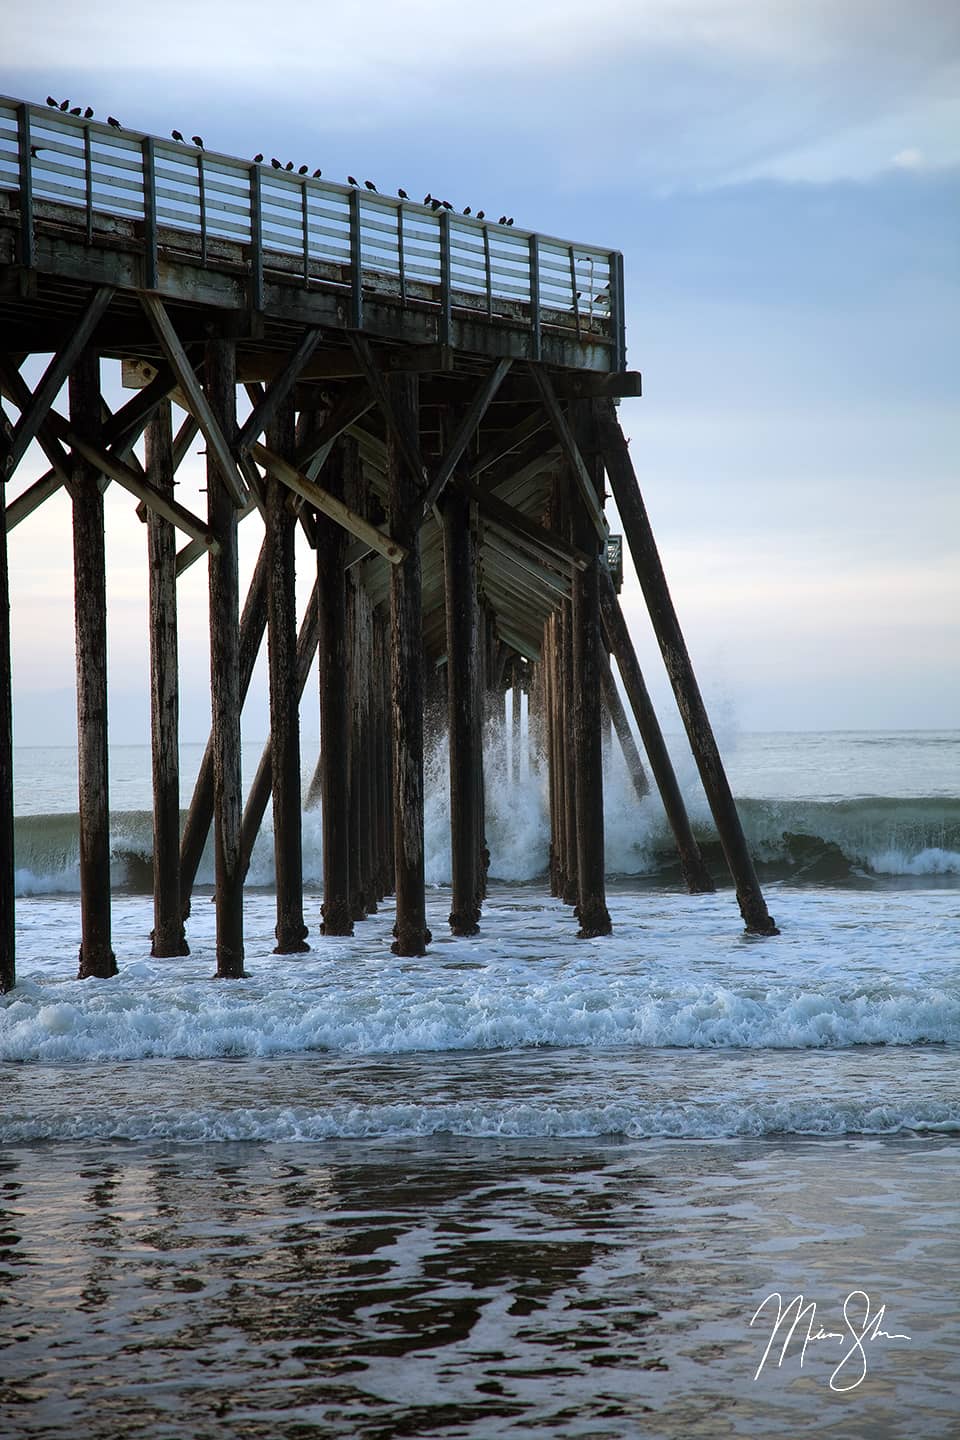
top-left (455, 475), bottom-right (588, 570)
top-left (0, 410), bottom-right (13, 992)
top-left (251, 441), bottom-right (405, 563)
top-left (140, 293), bottom-right (248, 506)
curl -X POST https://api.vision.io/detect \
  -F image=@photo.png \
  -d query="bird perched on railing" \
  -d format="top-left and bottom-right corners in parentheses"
top-left (192, 135), bottom-right (204, 149)
top-left (364, 179), bottom-right (377, 191)
top-left (171, 129), bottom-right (184, 142)
top-left (271, 158), bottom-right (281, 169)
top-left (253, 153), bottom-right (264, 163)
top-left (398, 188), bottom-right (408, 199)
top-left (59, 99), bottom-right (69, 111)
top-left (312, 168), bottom-right (322, 178)
top-left (284, 161), bottom-right (294, 171)
top-left (46, 96), bottom-right (57, 107)
top-left (506, 217), bottom-right (514, 226)
top-left (83, 107), bottom-right (94, 119)
top-left (476, 210), bottom-right (485, 220)
top-left (69, 106), bottom-right (81, 116)
top-left (463, 206), bottom-right (471, 215)
top-left (423, 193), bottom-right (432, 205)
top-left (347, 175), bottom-right (358, 186)
top-left (298, 165), bottom-right (308, 175)
top-left (498, 215), bottom-right (507, 224)
top-left (107, 116), bottom-right (121, 128)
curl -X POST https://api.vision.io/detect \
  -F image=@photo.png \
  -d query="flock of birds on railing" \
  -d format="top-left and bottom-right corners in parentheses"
top-left (42, 97), bottom-right (516, 226)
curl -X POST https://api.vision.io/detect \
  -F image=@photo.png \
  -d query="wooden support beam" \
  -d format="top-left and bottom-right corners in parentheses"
top-left (528, 364), bottom-right (607, 543)
top-left (4, 286), bottom-right (113, 479)
top-left (596, 408), bottom-right (776, 931)
top-left (417, 359), bottom-right (513, 516)
top-left (251, 442), bottom-right (405, 564)
top-left (569, 401), bottom-right (611, 938)
top-left (68, 349), bottom-right (116, 979)
top-left (240, 583), bottom-right (319, 882)
top-left (467, 409), bottom-right (550, 480)
top-left (295, 380), bottom-right (376, 471)
top-left (598, 567), bottom-right (713, 895)
top-left (316, 438), bottom-right (354, 937)
top-left (348, 334), bottom-right (430, 493)
top-left (0, 424), bottom-right (14, 992)
top-left (442, 483), bottom-right (482, 935)
top-left (236, 327), bottom-right (323, 453)
top-left (387, 372), bottom-right (430, 955)
top-left (146, 400), bottom-right (189, 956)
top-left (598, 654), bottom-right (650, 803)
top-left (265, 394), bottom-right (309, 953)
top-left (456, 476), bottom-right (588, 569)
top-left (43, 409), bottom-right (219, 550)
top-left (205, 337), bottom-right (245, 975)
top-left (141, 294), bottom-right (248, 508)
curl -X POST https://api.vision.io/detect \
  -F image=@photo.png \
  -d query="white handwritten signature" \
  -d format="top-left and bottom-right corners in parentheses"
top-left (750, 1291), bottom-right (911, 1392)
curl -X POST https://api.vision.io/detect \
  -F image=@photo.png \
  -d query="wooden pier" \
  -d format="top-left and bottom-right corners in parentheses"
top-left (0, 97), bottom-right (777, 990)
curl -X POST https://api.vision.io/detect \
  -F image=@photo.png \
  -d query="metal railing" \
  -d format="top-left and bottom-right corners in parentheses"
top-left (0, 98), bottom-right (627, 368)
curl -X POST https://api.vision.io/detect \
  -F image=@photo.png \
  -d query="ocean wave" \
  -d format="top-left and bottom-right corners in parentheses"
top-left (2, 973), bottom-right (958, 1062)
top-left (2, 1097), bottom-right (957, 1144)
top-left (12, 789), bottom-right (960, 895)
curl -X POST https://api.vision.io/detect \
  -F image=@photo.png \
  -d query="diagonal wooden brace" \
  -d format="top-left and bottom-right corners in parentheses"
top-left (528, 363), bottom-right (607, 543)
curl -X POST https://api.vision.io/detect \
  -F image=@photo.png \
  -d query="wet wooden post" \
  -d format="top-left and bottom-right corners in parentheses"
top-left (597, 405), bottom-right (776, 931)
top-left (559, 599), bottom-right (579, 907)
top-left (265, 395), bottom-right (309, 953)
top-left (511, 658), bottom-right (522, 785)
top-left (599, 653), bottom-right (650, 803)
top-left (545, 612), bottom-right (564, 897)
top-left (179, 544), bottom-right (268, 916)
top-left (388, 373), bottom-right (430, 956)
top-left (345, 451), bottom-right (371, 922)
top-left (569, 404), bottom-right (611, 938)
top-left (0, 413), bottom-right (14, 993)
top-left (316, 437), bottom-right (353, 936)
top-left (145, 399), bottom-right (188, 956)
top-left (205, 337), bottom-right (245, 976)
top-left (442, 482), bottom-right (482, 935)
top-left (69, 350), bottom-right (116, 979)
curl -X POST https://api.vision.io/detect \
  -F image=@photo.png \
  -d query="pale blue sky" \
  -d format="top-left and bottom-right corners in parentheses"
top-left (3, 0), bottom-right (958, 739)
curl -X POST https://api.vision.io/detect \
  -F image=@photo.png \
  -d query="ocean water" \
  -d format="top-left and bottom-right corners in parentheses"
top-left (2, 729), bottom-right (958, 1438)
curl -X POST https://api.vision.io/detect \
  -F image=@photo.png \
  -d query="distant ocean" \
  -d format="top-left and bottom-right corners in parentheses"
top-left (2, 730), bottom-right (958, 1438)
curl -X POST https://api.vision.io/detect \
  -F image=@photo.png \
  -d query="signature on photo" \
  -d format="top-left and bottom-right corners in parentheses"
top-left (750, 1290), bottom-right (911, 1392)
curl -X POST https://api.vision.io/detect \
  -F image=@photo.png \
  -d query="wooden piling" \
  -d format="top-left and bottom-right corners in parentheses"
top-left (597, 411), bottom-right (775, 927)
top-left (387, 373), bottom-right (430, 956)
top-left (598, 653), bottom-right (650, 803)
top-left (316, 437), bottom-right (353, 936)
top-left (0, 424), bottom-right (14, 994)
top-left (69, 350), bottom-right (116, 979)
top-left (145, 399), bottom-right (188, 956)
top-left (265, 395), bottom-right (309, 953)
top-left (205, 337), bottom-right (245, 976)
top-left (442, 482), bottom-right (482, 935)
top-left (598, 569), bottom-right (713, 894)
top-left (511, 658), bottom-right (522, 785)
top-left (559, 599), bottom-right (579, 907)
top-left (179, 543), bottom-right (269, 915)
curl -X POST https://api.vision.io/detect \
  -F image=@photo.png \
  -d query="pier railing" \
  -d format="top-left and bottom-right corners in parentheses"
top-left (0, 98), bottom-right (626, 368)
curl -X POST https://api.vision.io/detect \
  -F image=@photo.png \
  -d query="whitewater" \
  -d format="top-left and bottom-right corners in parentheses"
top-left (2, 729), bottom-right (958, 1438)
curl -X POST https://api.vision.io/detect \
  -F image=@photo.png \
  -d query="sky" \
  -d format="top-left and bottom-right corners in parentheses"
top-left (2, 0), bottom-right (958, 742)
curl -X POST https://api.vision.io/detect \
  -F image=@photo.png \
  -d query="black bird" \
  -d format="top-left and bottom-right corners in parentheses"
top-left (271, 158), bottom-right (282, 168)
top-left (347, 175), bottom-right (358, 186)
top-left (192, 135), bottom-right (204, 148)
top-left (59, 99), bottom-right (69, 111)
top-left (462, 205), bottom-right (471, 215)
top-left (364, 179), bottom-right (377, 191)
top-left (285, 161), bottom-right (294, 171)
top-left (312, 168), bottom-right (322, 178)
top-left (253, 153), bottom-right (264, 163)
top-left (441, 199), bottom-right (453, 210)
top-left (171, 129), bottom-right (184, 142)
top-left (298, 164), bottom-right (308, 175)
top-left (498, 215), bottom-right (507, 224)
top-left (397, 187), bottom-right (408, 199)
top-left (476, 210), bottom-right (485, 220)
top-left (430, 198), bottom-right (441, 211)
top-left (506, 217), bottom-right (514, 226)
top-left (423, 192), bottom-right (432, 205)
top-left (46, 96), bottom-right (57, 107)
top-left (69, 106), bottom-right (82, 116)
top-left (107, 116), bottom-right (121, 128)
top-left (83, 106), bottom-right (94, 119)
